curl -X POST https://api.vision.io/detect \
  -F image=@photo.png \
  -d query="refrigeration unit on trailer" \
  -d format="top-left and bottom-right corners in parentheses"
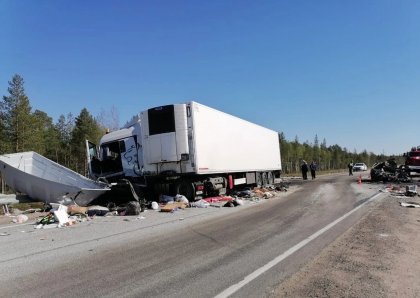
top-left (86, 101), bottom-right (282, 200)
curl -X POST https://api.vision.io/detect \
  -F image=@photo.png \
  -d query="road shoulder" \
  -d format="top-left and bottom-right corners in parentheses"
top-left (273, 193), bottom-right (420, 298)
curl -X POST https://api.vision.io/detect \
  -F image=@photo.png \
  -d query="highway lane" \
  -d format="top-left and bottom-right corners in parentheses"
top-left (0, 173), bottom-right (383, 298)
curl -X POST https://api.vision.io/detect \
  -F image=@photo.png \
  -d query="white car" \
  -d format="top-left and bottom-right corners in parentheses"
top-left (353, 162), bottom-right (368, 171)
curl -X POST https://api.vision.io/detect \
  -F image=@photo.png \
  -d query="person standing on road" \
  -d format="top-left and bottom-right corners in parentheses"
top-left (301, 160), bottom-right (309, 180)
top-left (348, 161), bottom-right (354, 176)
top-left (310, 160), bottom-right (317, 179)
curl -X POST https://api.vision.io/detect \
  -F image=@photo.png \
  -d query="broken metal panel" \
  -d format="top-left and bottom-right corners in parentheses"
top-left (0, 151), bottom-right (110, 206)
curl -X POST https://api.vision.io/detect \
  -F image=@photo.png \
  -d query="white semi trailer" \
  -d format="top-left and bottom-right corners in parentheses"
top-left (86, 101), bottom-right (281, 200)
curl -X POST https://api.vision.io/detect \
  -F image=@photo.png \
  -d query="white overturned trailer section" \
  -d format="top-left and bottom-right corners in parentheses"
top-left (0, 151), bottom-right (109, 206)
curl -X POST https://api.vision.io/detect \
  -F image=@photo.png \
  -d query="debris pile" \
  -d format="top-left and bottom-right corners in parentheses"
top-left (381, 185), bottom-right (419, 197)
top-left (154, 183), bottom-right (289, 211)
top-left (35, 204), bottom-right (89, 229)
top-left (155, 194), bottom-right (190, 212)
top-left (1, 182), bottom-right (291, 228)
top-left (380, 184), bottom-right (420, 209)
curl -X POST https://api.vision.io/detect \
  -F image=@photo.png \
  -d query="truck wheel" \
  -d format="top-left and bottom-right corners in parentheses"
top-left (175, 180), bottom-right (196, 202)
top-left (262, 172), bottom-right (269, 186)
top-left (256, 172), bottom-right (263, 187)
top-left (267, 171), bottom-right (274, 185)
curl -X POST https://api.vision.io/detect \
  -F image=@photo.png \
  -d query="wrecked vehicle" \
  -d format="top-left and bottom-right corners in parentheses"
top-left (0, 151), bottom-right (110, 206)
top-left (370, 158), bottom-right (411, 183)
top-left (86, 101), bottom-right (282, 201)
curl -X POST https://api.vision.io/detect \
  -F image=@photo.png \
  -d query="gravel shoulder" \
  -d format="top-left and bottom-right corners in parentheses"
top-left (273, 190), bottom-right (420, 298)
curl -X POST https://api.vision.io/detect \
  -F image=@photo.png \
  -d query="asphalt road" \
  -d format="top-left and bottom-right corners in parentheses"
top-left (0, 172), bottom-right (384, 298)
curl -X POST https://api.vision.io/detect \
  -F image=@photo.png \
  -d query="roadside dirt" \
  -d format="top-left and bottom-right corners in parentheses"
top-left (0, 210), bottom-right (48, 226)
top-left (273, 192), bottom-right (420, 298)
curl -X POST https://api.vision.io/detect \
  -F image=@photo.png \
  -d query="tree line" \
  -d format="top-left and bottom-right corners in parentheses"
top-left (0, 74), bottom-right (104, 176)
top-left (0, 74), bottom-right (398, 179)
top-left (278, 133), bottom-right (402, 175)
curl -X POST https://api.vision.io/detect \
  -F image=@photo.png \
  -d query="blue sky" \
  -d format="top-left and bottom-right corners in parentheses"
top-left (1, 0), bottom-right (419, 155)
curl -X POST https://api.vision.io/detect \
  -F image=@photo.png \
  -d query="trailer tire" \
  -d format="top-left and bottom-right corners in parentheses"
top-left (175, 180), bottom-right (195, 202)
top-left (267, 171), bottom-right (274, 185)
top-left (256, 172), bottom-right (263, 187)
top-left (262, 172), bottom-right (269, 186)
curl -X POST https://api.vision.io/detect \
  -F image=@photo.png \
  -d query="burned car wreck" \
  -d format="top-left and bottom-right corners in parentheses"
top-left (370, 158), bottom-right (411, 183)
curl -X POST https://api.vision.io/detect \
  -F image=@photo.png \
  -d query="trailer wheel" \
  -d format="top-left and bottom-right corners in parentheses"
top-left (267, 171), bottom-right (274, 185)
top-left (175, 180), bottom-right (196, 202)
top-left (256, 172), bottom-right (263, 187)
top-left (262, 172), bottom-right (269, 186)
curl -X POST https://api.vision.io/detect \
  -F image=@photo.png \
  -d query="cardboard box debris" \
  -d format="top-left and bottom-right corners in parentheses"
top-left (67, 205), bottom-right (88, 215)
top-left (160, 202), bottom-right (188, 212)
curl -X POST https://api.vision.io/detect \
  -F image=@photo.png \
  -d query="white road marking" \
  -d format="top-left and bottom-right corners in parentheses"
top-left (214, 192), bottom-right (383, 298)
top-left (0, 222), bottom-right (34, 230)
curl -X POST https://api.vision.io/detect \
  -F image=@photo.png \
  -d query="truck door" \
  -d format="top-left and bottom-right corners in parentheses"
top-left (85, 140), bottom-right (101, 179)
top-left (120, 136), bottom-right (142, 176)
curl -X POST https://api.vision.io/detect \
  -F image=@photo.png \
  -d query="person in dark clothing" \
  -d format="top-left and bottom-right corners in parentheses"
top-left (301, 160), bottom-right (309, 180)
top-left (348, 161), bottom-right (354, 176)
top-left (310, 161), bottom-right (317, 179)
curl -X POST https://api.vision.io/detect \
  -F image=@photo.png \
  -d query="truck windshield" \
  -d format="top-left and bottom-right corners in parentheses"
top-left (100, 141), bottom-right (123, 173)
top-left (101, 142), bottom-right (121, 160)
top-left (148, 105), bottom-right (175, 135)
top-left (409, 152), bottom-right (420, 157)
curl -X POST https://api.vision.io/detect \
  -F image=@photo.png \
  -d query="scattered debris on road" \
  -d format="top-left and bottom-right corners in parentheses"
top-left (380, 184), bottom-right (420, 209)
top-left (405, 185), bottom-right (418, 197)
top-left (380, 184), bottom-right (419, 198)
top-left (12, 214), bottom-right (28, 224)
top-left (400, 202), bottom-right (420, 208)
top-left (0, 183), bottom-right (290, 229)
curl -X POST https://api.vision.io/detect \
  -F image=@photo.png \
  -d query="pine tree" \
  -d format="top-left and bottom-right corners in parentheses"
top-left (71, 108), bottom-right (103, 175)
top-left (0, 114), bottom-right (7, 154)
top-left (30, 110), bottom-right (59, 158)
top-left (313, 134), bottom-right (320, 163)
top-left (0, 74), bottom-right (33, 153)
top-left (55, 113), bottom-right (75, 167)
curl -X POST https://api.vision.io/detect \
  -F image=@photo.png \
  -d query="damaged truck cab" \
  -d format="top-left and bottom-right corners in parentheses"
top-left (86, 102), bottom-right (282, 201)
top-left (87, 122), bottom-right (142, 181)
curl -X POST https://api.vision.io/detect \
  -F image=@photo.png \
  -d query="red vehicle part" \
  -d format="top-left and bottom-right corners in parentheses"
top-left (405, 146), bottom-right (420, 173)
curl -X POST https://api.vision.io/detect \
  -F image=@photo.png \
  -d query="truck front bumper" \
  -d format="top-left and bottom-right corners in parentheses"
top-left (407, 165), bottom-right (420, 173)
